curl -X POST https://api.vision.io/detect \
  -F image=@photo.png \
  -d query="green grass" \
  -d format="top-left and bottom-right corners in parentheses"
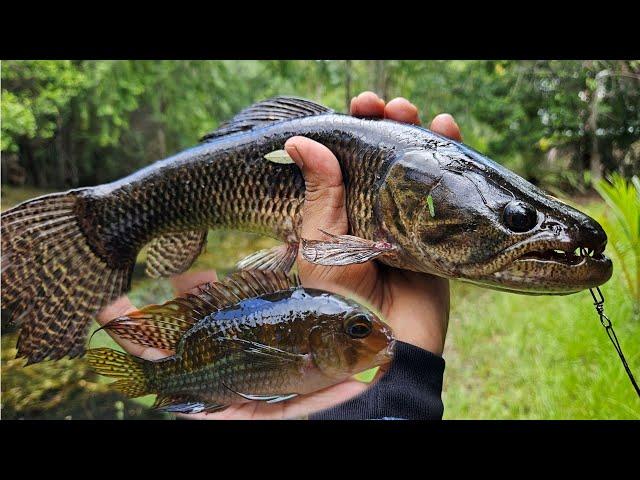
top-left (442, 276), bottom-right (639, 419)
top-left (2, 185), bottom-right (638, 419)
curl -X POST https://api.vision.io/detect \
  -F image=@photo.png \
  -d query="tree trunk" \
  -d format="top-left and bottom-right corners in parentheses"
top-left (372, 60), bottom-right (388, 99)
top-left (56, 115), bottom-right (67, 186)
top-left (588, 71), bottom-right (605, 184)
top-left (344, 60), bottom-right (352, 111)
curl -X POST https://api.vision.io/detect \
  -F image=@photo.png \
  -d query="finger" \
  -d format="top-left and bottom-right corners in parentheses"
top-left (285, 136), bottom-right (348, 239)
top-left (170, 270), bottom-right (219, 296)
top-left (350, 91), bottom-right (385, 118)
top-left (96, 296), bottom-right (169, 360)
top-left (430, 113), bottom-right (462, 141)
top-left (284, 136), bottom-right (378, 302)
top-left (97, 295), bottom-right (136, 325)
top-left (384, 97), bottom-right (421, 125)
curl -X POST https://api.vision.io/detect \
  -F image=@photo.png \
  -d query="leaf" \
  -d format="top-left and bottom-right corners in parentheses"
top-left (426, 194), bottom-right (436, 218)
top-left (264, 149), bottom-right (294, 164)
top-left (353, 366), bottom-right (379, 383)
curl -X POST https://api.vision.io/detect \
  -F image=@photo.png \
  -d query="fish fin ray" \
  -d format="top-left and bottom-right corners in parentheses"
top-left (266, 393), bottom-right (299, 404)
top-left (199, 270), bottom-right (299, 307)
top-left (236, 243), bottom-right (298, 272)
top-left (301, 229), bottom-right (396, 266)
top-left (145, 229), bottom-right (208, 278)
top-left (1, 190), bottom-right (134, 363)
top-left (221, 383), bottom-right (299, 404)
top-left (218, 337), bottom-right (306, 369)
top-left (153, 393), bottom-right (227, 414)
top-left (200, 96), bottom-right (333, 141)
top-left (85, 348), bottom-right (150, 398)
top-left (155, 398), bottom-right (227, 414)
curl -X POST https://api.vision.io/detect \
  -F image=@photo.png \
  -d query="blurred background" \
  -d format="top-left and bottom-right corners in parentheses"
top-left (1, 60), bottom-right (639, 419)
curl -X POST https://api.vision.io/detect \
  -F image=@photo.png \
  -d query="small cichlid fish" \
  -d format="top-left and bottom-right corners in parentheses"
top-left (1, 96), bottom-right (612, 363)
top-left (86, 270), bottom-right (395, 414)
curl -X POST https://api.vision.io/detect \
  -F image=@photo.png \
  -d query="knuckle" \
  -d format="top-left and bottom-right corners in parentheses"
top-left (304, 183), bottom-right (345, 207)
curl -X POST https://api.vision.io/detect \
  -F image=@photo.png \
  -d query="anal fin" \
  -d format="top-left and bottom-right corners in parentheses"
top-left (237, 243), bottom-right (298, 272)
top-left (145, 229), bottom-right (208, 278)
top-left (153, 395), bottom-right (227, 414)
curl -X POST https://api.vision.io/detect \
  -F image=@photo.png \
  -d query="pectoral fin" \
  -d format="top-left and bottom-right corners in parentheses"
top-left (219, 337), bottom-right (306, 366)
top-left (145, 229), bottom-right (208, 278)
top-left (301, 229), bottom-right (396, 266)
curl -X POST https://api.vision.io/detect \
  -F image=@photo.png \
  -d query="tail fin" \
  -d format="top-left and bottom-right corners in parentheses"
top-left (1, 190), bottom-right (134, 363)
top-left (86, 348), bottom-right (150, 397)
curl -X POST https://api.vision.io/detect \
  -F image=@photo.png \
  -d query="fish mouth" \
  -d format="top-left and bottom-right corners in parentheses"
top-left (516, 243), bottom-right (607, 266)
top-left (473, 238), bottom-right (613, 294)
top-left (374, 339), bottom-right (396, 365)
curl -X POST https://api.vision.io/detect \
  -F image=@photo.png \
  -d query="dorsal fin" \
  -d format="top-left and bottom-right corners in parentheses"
top-left (200, 96), bottom-right (333, 142)
top-left (99, 270), bottom-right (300, 351)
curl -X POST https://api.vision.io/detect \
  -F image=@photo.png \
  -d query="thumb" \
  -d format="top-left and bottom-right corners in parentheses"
top-left (285, 136), bottom-right (349, 239)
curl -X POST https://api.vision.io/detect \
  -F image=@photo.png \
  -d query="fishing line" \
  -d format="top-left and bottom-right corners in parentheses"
top-left (588, 285), bottom-right (640, 400)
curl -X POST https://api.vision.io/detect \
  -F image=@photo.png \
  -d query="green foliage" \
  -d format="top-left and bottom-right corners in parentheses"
top-left (1, 90), bottom-right (37, 151)
top-left (1, 60), bottom-right (86, 152)
top-left (594, 174), bottom-right (640, 310)
top-left (2, 60), bottom-right (638, 190)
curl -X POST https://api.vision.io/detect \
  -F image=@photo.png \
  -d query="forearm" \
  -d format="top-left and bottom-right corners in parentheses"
top-left (309, 341), bottom-right (445, 420)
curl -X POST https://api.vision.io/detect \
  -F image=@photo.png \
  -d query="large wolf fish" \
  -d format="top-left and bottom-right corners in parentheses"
top-left (1, 96), bottom-right (612, 363)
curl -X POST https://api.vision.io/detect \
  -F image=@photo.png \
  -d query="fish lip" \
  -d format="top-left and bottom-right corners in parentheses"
top-left (375, 339), bottom-right (396, 364)
top-left (387, 339), bottom-right (397, 356)
top-left (478, 251), bottom-right (613, 294)
top-left (458, 232), bottom-right (614, 293)
top-left (460, 231), bottom-right (608, 275)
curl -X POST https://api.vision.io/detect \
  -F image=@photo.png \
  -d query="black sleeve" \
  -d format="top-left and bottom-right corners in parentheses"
top-left (309, 341), bottom-right (445, 420)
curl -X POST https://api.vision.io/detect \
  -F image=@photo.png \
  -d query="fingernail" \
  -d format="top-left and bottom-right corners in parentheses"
top-left (285, 144), bottom-right (304, 168)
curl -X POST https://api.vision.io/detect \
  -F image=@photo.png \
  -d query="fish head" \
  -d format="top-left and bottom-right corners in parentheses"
top-left (307, 294), bottom-right (395, 380)
top-left (378, 139), bottom-right (613, 294)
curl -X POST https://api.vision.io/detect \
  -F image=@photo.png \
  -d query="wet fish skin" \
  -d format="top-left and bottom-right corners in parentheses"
top-left (87, 271), bottom-right (395, 412)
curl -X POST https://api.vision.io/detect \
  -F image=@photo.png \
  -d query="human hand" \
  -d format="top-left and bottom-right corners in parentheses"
top-left (288, 91), bottom-right (459, 356)
top-left (96, 91), bottom-right (462, 419)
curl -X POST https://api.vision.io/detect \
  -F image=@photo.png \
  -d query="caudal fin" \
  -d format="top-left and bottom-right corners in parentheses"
top-left (86, 348), bottom-right (151, 397)
top-left (1, 190), bottom-right (134, 363)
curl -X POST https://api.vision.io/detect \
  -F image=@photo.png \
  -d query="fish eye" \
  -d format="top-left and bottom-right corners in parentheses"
top-left (344, 315), bottom-right (372, 339)
top-left (503, 201), bottom-right (538, 233)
